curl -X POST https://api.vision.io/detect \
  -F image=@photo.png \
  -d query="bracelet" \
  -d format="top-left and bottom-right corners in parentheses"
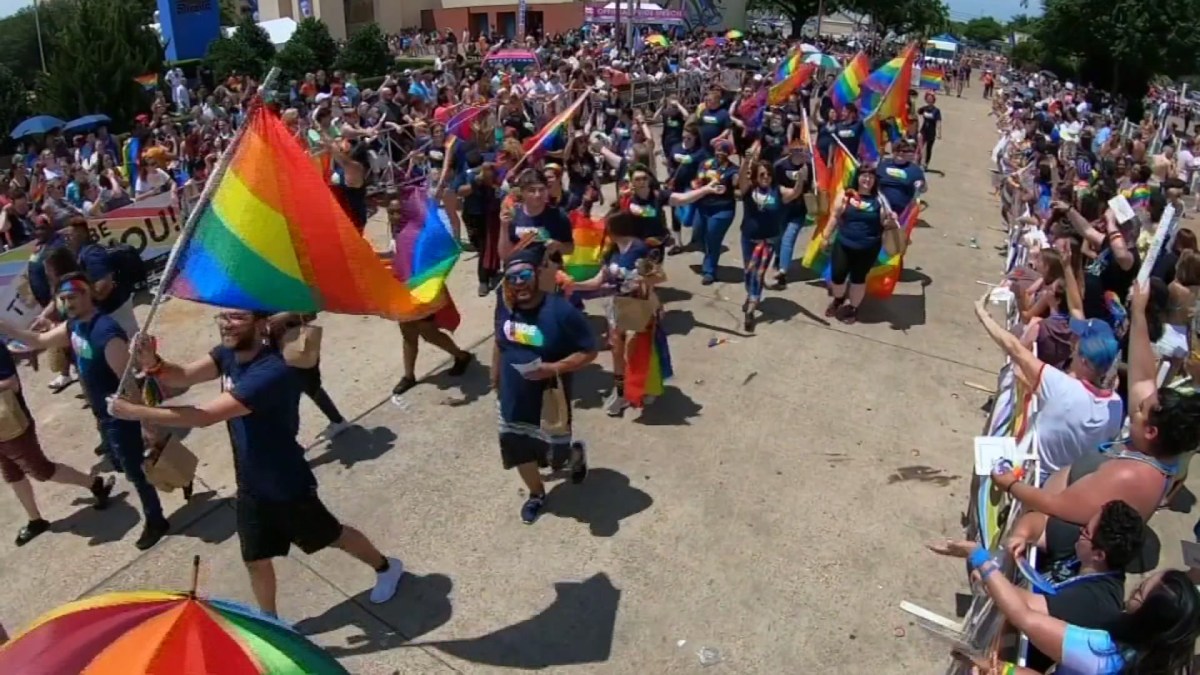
top-left (1001, 661), bottom-right (1017, 675)
top-left (968, 546), bottom-right (992, 571)
top-left (980, 562), bottom-right (1001, 581)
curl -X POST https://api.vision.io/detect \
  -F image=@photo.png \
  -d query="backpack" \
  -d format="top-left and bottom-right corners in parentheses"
top-left (104, 243), bottom-right (148, 291)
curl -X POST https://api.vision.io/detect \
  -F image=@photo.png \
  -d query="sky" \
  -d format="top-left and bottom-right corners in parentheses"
top-left (0, 0), bottom-right (27, 21)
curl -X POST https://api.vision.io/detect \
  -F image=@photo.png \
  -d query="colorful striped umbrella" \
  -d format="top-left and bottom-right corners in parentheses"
top-left (803, 52), bottom-right (840, 69)
top-left (725, 29), bottom-right (744, 39)
top-left (644, 33), bottom-right (670, 47)
top-left (0, 559), bottom-right (348, 674)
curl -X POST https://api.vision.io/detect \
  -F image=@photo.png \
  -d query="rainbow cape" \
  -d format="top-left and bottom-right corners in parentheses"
top-left (169, 106), bottom-right (434, 320)
top-left (768, 62), bottom-right (816, 106)
top-left (865, 201), bottom-right (920, 298)
top-left (626, 317), bottom-right (673, 407)
top-left (919, 68), bottom-right (944, 91)
top-left (831, 52), bottom-right (870, 110)
top-left (522, 93), bottom-right (588, 157)
top-left (565, 210), bottom-right (606, 281)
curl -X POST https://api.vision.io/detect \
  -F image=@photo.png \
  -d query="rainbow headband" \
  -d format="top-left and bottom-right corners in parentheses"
top-left (57, 279), bottom-right (90, 296)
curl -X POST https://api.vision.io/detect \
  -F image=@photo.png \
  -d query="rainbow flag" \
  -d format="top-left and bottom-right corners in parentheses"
top-left (864, 44), bottom-right (918, 124)
top-left (859, 116), bottom-right (882, 164)
top-left (831, 52), bottom-right (870, 110)
top-left (866, 201), bottom-right (920, 298)
top-left (1124, 183), bottom-right (1152, 211)
top-left (564, 210), bottom-right (606, 281)
top-left (801, 108), bottom-right (828, 189)
top-left (134, 73), bottom-right (157, 89)
top-left (122, 136), bottom-right (140, 184)
top-left (768, 63), bottom-right (817, 106)
top-left (169, 106), bottom-right (433, 320)
top-left (523, 93), bottom-right (588, 157)
top-left (625, 318), bottom-right (673, 407)
top-left (774, 50), bottom-right (801, 82)
top-left (445, 105), bottom-right (489, 141)
top-left (919, 68), bottom-right (944, 91)
top-left (802, 143), bottom-right (858, 272)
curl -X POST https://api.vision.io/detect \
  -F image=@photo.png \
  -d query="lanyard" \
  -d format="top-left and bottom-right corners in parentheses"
top-left (1052, 569), bottom-right (1122, 592)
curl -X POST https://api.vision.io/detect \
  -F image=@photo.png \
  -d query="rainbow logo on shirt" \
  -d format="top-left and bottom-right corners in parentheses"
top-left (504, 320), bottom-right (544, 347)
top-left (629, 202), bottom-right (658, 218)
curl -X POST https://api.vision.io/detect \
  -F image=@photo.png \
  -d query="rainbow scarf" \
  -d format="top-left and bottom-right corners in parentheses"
top-left (919, 68), bottom-right (944, 91)
top-left (625, 317), bottom-right (673, 407)
top-left (564, 210), bottom-right (606, 281)
top-left (169, 106), bottom-right (433, 320)
top-left (831, 52), bottom-right (870, 110)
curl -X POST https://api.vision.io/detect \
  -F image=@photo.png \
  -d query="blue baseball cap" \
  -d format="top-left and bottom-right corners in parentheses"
top-left (1068, 317), bottom-right (1120, 372)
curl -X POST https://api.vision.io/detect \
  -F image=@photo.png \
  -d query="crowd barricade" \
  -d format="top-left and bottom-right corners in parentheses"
top-left (611, 71), bottom-right (708, 112)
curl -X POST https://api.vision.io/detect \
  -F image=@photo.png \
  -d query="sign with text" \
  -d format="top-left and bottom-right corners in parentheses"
top-left (157, 0), bottom-right (221, 61)
top-left (583, 6), bottom-right (686, 25)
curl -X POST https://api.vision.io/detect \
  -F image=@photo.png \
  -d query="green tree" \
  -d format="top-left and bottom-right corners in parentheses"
top-left (205, 35), bottom-right (261, 80)
top-left (235, 15), bottom-right (276, 67)
top-left (37, 0), bottom-right (162, 126)
top-left (333, 23), bottom-right (391, 77)
top-left (274, 40), bottom-right (319, 82)
top-left (0, 0), bottom-right (77, 87)
top-left (843, 0), bottom-right (949, 39)
top-left (962, 16), bottom-right (1005, 44)
top-left (0, 64), bottom-right (31, 139)
top-left (1006, 13), bottom-right (1039, 33)
top-left (746, 0), bottom-right (828, 38)
top-left (290, 17), bottom-right (340, 69)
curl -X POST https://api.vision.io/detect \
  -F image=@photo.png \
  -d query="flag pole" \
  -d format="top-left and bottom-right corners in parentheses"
top-left (114, 67), bottom-right (283, 397)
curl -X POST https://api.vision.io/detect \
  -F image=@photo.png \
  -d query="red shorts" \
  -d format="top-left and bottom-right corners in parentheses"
top-left (0, 426), bottom-right (54, 483)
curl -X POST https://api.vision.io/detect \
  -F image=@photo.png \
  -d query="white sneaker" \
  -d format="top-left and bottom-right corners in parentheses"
top-left (48, 374), bottom-right (75, 391)
top-left (369, 557), bottom-right (405, 604)
top-left (317, 421), bottom-right (350, 441)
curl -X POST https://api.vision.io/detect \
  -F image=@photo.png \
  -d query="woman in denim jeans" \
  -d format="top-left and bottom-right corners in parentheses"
top-left (771, 139), bottom-right (812, 289)
top-left (690, 139), bottom-right (739, 285)
top-left (736, 142), bottom-right (805, 331)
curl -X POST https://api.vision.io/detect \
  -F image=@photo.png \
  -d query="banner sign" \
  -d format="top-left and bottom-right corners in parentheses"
top-left (583, 6), bottom-right (686, 25)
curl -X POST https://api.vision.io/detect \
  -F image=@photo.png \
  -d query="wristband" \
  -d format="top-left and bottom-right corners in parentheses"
top-left (1001, 661), bottom-right (1017, 675)
top-left (981, 562), bottom-right (1000, 582)
top-left (968, 546), bottom-right (992, 571)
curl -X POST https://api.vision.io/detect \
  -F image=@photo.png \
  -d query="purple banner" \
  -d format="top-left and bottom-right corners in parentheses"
top-left (584, 5), bottom-right (686, 25)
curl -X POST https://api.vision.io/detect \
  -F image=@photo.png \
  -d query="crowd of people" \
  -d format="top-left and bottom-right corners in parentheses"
top-left (923, 76), bottom-right (1200, 673)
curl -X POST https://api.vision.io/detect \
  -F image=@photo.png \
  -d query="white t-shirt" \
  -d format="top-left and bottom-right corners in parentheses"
top-left (1034, 365), bottom-right (1124, 475)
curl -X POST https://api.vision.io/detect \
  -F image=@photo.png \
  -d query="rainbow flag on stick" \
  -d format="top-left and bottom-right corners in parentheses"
top-left (864, 43), bottom-right (918, 124)
top-left (866, 201), bottom-right (920, 298)
top-left (768, 63), bottom-right (817, 106)
top-left (168, 106), bottom-right (437, 320)
top-left (564, 210), bottom-right (606, 281)
top-left (445, 105), bottom-right (489, 141)
top-left (522, 92), bottom-right (589, 157)
top-left (919, 68), bottom-right (944, 91)
top-left (802, 142), bottom-right (858, 273)
top-left (831, 52), bottom-right (870, 110)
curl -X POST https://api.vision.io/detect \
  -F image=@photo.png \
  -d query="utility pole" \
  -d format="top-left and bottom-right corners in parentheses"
top-left (32, 0), bottom-right (47, 73)
top-left (814, 0), bottom-right (825, 42)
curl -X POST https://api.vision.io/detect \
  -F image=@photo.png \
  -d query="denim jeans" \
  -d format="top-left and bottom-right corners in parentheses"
top-left (103, 419), bottom-right (164, 522)
top-left (692, 208), bottom-right (735, 278)
top-left (774, 218), bottom-right (808, 272)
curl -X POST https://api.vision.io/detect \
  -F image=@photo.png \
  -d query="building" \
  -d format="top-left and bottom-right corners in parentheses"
top-left (256, 0), bottom-right (585, 40)
top-left (802, 11), bottom-right (868, 39)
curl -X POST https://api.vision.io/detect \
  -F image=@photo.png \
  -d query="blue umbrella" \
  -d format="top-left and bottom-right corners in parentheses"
top-left (10, 115), bottom-right (66, 139)
top-left (62, 114), bottom-right (112, 135)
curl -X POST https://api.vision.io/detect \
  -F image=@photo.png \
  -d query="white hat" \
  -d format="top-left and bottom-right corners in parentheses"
top-left (315, 92), bottom-right (332, 102)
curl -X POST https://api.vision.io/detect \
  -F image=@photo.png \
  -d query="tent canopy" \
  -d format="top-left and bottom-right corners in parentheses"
top-left (221, 17), bottom-right (297, 47)
top-left (929, 33), bottom-right (960, 44)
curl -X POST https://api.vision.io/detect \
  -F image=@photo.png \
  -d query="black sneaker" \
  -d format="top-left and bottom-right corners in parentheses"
top-left (521, 494), bottom-right (546, 525)
top-left (477, 281), bottom-right (490, 297)
top-left (15, 519), bottom-right (49, 546)
top-left (838, 304), bottom-right (859, 325)
top-left (570, 442), bottom-right (588, 484)
top-left (667, 244), bottom-right (685, 256)
top-left (135, 518), bottom-right (170, 550)
top-left (392, 376), bottom-right (417, 397)
top-left (744, 310), bottom-right (756, 333)
top-left (701, 275), bottom-right (715, 286)
top-left (448, 352), bottom-right (473, 377)
top-left (773, 273), bottom-right (787, 290)
top-left (90, 476), bottom-right (115, 510)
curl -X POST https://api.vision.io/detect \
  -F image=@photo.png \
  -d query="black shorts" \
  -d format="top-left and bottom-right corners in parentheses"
top-left (237, 492), bottom-right (343, 562)
top-left (830, 240), bottom-right (882, 285)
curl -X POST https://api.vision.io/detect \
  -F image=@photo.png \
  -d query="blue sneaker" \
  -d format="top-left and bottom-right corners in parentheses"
top-left (521, 494), bottom-right (546, 525)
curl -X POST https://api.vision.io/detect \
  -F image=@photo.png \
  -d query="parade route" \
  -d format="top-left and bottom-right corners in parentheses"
top-left (2, 86), bottom-right (1196, 673)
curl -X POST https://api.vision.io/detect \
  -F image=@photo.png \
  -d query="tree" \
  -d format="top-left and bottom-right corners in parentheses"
top-left (0, 64), bottom-right (31, 140)
top-left (205, 35), bottom-right (262, 80)
top-left (962, 16), bottom-right (1005, 44)
top-left (843, 0), bottom-right (949, 40)
top-left (333, 23), bottom-right (392, 77)
top-left (0, 0), bottom-right (77, 87)
top-left (289, 17), bottom-right (340, 69)
top-left (37, 0), bottom-right (162, 126)
top-left (746, 0), bottom-right (827, 38)
top-left (1006, 13), bottom-right (1039, 34)
top-left (274, 40), bottom-right (320, 83)
top-left (235, 15), bottom-right (276, 67)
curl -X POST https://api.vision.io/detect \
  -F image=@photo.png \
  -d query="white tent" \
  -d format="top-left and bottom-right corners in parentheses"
top-left (220, 17), bottom-right (298, 47)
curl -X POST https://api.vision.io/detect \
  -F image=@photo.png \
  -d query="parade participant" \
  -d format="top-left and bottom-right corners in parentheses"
top-left (665, 123), bottom-right (708, 255)
top-left (833, 104), bottom-right (865, 160)
top-left (916, 92), bottom-right (943, 169)
top-left (0, 274), bottom-right (169, 550)
top-left (691, 139), bottom-right (739, 286)
top-left (387, 193), bottom-right (474, 396)
top-left (62, 218), bottom-right (138, 337)
top-left (653, 95), bottom-right (689, 173)
top-left (772, 138), bottom-right (812, 289)
top-left (456, 154), bottom-right (504, 296)
top-left (0, 337), bottom-right (113, 546)
top-left (735, 143), bottom-right (803, 331)
top-left (822, 167), bottom-right (898, 323)
top-left (492, 248), bottom-right (597, 524)
top-left (499, 171), bottom-right (574, 264)
top-left (563, 129), bottom-right (599, 204)
top-left (875, 138), bottom-right (927, 215)
top-left (111, 311), bottom-right (405, 616)
top-left (693, 87), bottom-right (733, 149)
top-left (326, 136), bottom-right (371, 235)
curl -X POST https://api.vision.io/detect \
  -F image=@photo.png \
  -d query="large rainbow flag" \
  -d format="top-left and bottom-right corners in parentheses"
top-left (522, 93), bottom-right (588, 157)
top-left (831, 52), bottom-right (870, 110)
top-left (564, 210), bottom-right (606, 281)
top-left (801, 143), bottom-right (858, 273)
top-left (768, 62), bottom-right (816, 106)
top-left (864, 44), bottom-right (918, 124)
top-left (168, 106), bottom-right (437, 320)
top-left (865, 201), bottom-right (920, 298)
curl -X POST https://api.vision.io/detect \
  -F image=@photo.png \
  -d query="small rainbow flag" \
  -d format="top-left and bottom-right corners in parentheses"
top-left (831, 52), bottom-right (870, 110)
top-left (564, 210), bottom-right (606, 281)
top-left (523, 92), bottom-right (588, 157)
top-left (802, 143), bottom-right (859, 273)
top-left (626, 318), bottom-right (673, 407)
top-left (768, 62), bottom-right (816, 106)
top-left (919, 68), bottom-right (944, 91)
top-left (866, 201), bottom-right (920, 298)
top-left (445, 105), bottom-right (489, 141)
top-left (134, 73), bottom-right (158, 89)
top-left (775, 51), bottom-right (801, 82)
top-left (1125, 183), bottom-right (1152, 211)
top-left (169, 106), bottom-right (433, 320)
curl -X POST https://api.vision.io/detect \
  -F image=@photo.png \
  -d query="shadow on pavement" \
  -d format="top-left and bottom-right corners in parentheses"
top-left (634, 386), bottom-right (701, 427)
top-left (858, 290), bottom-right (927, 330)
top-left (569, 363), bottom-right (610, 411)
top-left (424, 359), bottom-right (492, 407)
top-left (900, 267), bottom-right (934, 287)
top-left (166, 490), bottom-right (237, 545)
top-left (655, 285), bottom-right (694, 304)
top-left (660, 308), bottom-right (742, 338)
top-left (310, 426), bottom-right (398, 471)
top-left (546, 468), bottom-right (652, 537)
top-left (424, 573), bottom-right (620, 669)
top-left (50, 491), bottom-right (138, 545)
top-left (294, 571), bottom-right (454, 658)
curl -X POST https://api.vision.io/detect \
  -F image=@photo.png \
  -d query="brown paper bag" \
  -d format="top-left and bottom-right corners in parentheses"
top-left (0, 390), bottom-right (30, 442)
top-left (281, 324), bottom-right (323, 369)
top-left (541, 377), bottom-right (570, 435)
top-left (882, 226), bottom-right (907, 258)
top-left (143, 436), bottom-right (198, 492)
top-left (613, 293), bottom-right (660, 333)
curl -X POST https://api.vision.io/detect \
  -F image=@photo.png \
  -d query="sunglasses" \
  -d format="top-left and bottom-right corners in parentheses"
top-left (504, 268), bottom-right (536, 284)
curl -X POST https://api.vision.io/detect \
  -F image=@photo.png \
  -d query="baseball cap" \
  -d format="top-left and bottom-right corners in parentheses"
top-left (1068, 317), bottom-right (1119, 371)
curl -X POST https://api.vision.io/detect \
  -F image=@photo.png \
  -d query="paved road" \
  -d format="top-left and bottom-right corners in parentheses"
top-left (2, 86), bottom-right (1195, 673)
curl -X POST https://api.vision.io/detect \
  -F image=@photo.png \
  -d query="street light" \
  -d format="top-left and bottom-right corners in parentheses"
top-left (32, 0), bottom-right (47, 73)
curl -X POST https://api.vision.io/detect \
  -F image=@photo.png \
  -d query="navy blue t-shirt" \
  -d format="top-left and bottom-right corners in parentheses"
top-left (834, 120), bottom-right (865, 158)
top-left (661, 109), bottom-right (686, 149)
top-left (78, 243), bottom-right (131, 313)
top-left (69, 313), bottom-right (126, 421)
top-left (742, 187), bottom-right (785, 241)
top-left (508, 205), bottom-right (573, 260)
top-left (875, 159), bottom-right (925, 214)
top-left (211, 345), bottom-right (316, 501)
top-left (626, 191), bottom-right (670, 241)
top-left (693, 159), bottom-right (738, 212)
top-left (494, 293), bottom-right (596, 425)
top-left (695, 106), bottom-right (731, 148)
top-left (774, 156), bottom-right (810, 222)
top-left (667, 143), bottom-right (707, 191)
top-left (838, 193), bottom-right (884, 250)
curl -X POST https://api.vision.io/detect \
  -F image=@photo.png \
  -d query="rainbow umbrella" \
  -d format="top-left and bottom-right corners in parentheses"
top-left (644, 33), bottom-right (670, 47)
top-left (804, 52), bottom-right (841, 69)
top-left (725, 29), bottom-right (744, 39)
top-left (0, 558), bottom-right (348, 674)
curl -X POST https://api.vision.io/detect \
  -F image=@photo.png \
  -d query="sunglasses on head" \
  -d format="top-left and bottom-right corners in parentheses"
top-left (505, 268), bottom-right (536, 284)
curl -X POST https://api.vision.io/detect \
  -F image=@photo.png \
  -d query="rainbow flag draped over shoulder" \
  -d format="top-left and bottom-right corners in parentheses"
top-left (564, 210), bottom-right (606, 281)
top-left (169, 106), bottom-right (431, 320)
top-left (866, 201), bottom-right (920, 298)
top-left (919, 68), bottom-right (944, 91)
top-left (831, 52), bottom-right (870, 110)
top-left (523, 93), bottom-right (588, 157)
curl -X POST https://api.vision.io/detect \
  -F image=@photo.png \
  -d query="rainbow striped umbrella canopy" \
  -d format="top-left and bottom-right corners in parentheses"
top-left (0, 588), bottom-right (348, 674)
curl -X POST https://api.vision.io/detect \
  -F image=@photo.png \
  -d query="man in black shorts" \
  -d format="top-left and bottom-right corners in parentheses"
top-left (110, 309), bottom-right (404, 616)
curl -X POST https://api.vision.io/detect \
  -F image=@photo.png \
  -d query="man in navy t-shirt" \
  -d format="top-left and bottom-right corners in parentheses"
top-left (875, 138), bottom-right (927, 215)
top-left (109, 309), bottom-right (404, 617)
top-left (0, 273), bottom-right (164, 549)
